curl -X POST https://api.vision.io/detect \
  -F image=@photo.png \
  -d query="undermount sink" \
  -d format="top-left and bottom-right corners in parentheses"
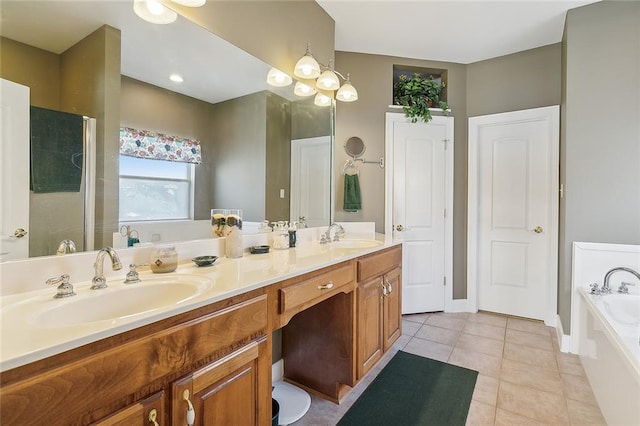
top-left (327, 239), bottom-right (383, 249)
top-left (29, 275), bottom-right (213, 328)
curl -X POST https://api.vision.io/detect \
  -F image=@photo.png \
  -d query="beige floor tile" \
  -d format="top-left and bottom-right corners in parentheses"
top-left (566, 398), bottom-right (607, 425)
top-left (402, 336), bottom-right (453, 362)
top-left (469, 311), bottom-right (508, 328)
top-left (402, 313), bottom-right (430, 324)
top-left (456, 332), bottom-right (504, 358)
top-left (415, 324), bottom-right (460, 345)
top-left (562, 373), bottom-right (599, 406)
top-left (472, 374), bottom-right (500, 406)
top-left (505, 327), bottom-right (554, 351)
top-left (500, 358), bottom-right (564, 395)
top-left (507, 317), bottom-right (551, 336)
top-left (557, 352), bottom-right (586, 377)
top-left (503, 341), bottom-right (558, 370)
top-left (465, 400), bottom-right (496, 426)
top-left (463, 321), bottom-right (506, 341)
top-left (497, 381), bottom-right (570, 424)
top-left (495, 408), bottom-right (554, 426)
top-left (401, 319), bottom-right (422, 336)
top-left (425, 313), bottom-right (467, 331)
top-left (448, 347), bottom-right (502, 378)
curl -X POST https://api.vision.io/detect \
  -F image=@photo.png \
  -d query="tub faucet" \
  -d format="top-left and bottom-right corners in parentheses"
top-left (91, 247), bottom-right (122, 290)
top-left (602, 267), bottom-right (640, 294)
top-left (321, 223), bottom-right (345, 243)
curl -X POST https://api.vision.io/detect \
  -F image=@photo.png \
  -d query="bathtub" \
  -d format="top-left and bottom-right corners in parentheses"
top-left (571, 242), bottom-right (640, 425)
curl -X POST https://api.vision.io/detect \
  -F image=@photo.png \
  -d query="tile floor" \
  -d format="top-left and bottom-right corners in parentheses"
top-left (291, 311), bottom-right (606, 425)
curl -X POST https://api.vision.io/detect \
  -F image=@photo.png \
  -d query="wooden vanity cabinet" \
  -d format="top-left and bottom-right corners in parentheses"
top-left (356, 245), bottom-right (402, 379)
top-left (0, 291), bottom-right (270, 425)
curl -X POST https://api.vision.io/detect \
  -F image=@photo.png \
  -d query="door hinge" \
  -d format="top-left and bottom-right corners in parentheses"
top-left (443, 139), bottom-right (449, 150)
top-left (443, 276), bottom-right (447, 286)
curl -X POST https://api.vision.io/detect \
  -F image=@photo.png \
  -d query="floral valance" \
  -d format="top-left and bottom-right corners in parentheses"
top-left (119, 127), bottom-right (202, 164)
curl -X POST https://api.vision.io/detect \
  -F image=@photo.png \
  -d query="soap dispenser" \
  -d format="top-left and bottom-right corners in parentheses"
top-left (288, 221), bottom-right (297, 248)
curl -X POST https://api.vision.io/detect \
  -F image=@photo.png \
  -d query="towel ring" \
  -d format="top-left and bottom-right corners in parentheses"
top-left (343, 159), bottom-right (359, 175)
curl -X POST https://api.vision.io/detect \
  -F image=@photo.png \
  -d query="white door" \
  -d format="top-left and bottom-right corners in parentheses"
top-left (468, 106), bottom-right (559, 324)
top-left (385, 113), bottom-right (454, 314)
top-left (0, 79), bottom-right (30, 260)
top-left (290, 136), bottom-right (331, 228)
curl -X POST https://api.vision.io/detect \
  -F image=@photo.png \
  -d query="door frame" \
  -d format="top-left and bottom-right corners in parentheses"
top-left (467, 105), bottom-right (559, 326)
top-left (384, 112), bottom-right (455, 312)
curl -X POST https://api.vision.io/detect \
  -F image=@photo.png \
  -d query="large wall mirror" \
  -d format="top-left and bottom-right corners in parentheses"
top-left (0, 1), bottom-right (334, 260)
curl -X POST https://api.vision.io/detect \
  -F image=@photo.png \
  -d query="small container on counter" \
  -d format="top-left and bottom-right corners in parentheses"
top-left (150, 245), bottom-right (178, 273)
top-left (272, 221), bottom-right (289, 250)
top-left (288, 221), bottom-right (297, 248)
top-left (224, 209), bottom-right (243, 258)
top-left (211, 209), bottom-right (226, 238)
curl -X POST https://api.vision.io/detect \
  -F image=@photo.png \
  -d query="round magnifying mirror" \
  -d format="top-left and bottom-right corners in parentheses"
top-left (344, 136), bottom-right (366, 158)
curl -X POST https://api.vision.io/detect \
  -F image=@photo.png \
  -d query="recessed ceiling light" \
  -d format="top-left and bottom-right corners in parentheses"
top-left (169, 74), bottom-right (184, 83)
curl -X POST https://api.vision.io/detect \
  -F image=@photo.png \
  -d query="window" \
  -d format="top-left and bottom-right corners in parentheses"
top-left (119, 155), bottom-right (194, 221)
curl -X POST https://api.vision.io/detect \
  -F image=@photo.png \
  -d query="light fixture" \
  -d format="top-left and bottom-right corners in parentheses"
top-left (169, 73), bottom-right (184, 83)
top-left (336, 74), bottom-right (358, 102)
top-left (314, 93), bottom-right (332, 107)
top-left (294, 43), bottom-right (321, 79)
top-left (294, 81), bottom-right (316, 97)
top-left (292, 43), bottom-right (358, 103)
top-left (133, 0), bottom-right (177, 24)
top-left (171, 0), bottom-right (206, 6)
top-left (266, 67), bottom-right (293, 87)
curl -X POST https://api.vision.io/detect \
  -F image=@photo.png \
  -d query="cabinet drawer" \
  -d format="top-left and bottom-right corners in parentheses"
top-left (279, 263), bottom-right (354, 315)
top-left (357, 246), bottom-right (402, 282)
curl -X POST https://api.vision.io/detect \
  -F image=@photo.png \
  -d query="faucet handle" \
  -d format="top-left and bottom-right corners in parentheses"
top-left (618, 282), bottom-right (635, 294)
top-left (124, 263), bottom-right (147, 284)
top-left (589, 283), bottom-right (600, 295)
top-left (46, 274), bottom-right (76, 299)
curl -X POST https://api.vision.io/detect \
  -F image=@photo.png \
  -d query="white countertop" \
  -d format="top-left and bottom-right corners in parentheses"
top-left (0, 235), bottom-right (400, 372)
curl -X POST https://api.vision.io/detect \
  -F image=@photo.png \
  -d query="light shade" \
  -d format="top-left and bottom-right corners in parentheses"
top-left (294, 81), bottom-right (316, 97)
top-left (171, 0), bottom-right (206, 6)
top-left (316, 69), bottom-right (340, 91)
top-left (336, 76), bottom-right (358, 102)
top-left (294, 51), bottom-right (321, 79)
top-left (314, 93), bottom-right (332, 107)
top-left (266, 68), bottom-right (293, 87)
top-left (133, 0), bottom-right (177, 24)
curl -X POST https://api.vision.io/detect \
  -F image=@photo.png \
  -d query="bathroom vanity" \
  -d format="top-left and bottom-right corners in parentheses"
top-left (0, 240), bottom-right (402, 425)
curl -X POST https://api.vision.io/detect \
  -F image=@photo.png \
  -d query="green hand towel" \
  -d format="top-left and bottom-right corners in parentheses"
top-left (343, 173), bottom-right (361, 212)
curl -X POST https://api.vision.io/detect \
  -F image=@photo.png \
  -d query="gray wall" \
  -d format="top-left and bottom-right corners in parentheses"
top-left (334, 46), bottom-right (562, 299)
top-left (559, 1), bottom-right (640, 332)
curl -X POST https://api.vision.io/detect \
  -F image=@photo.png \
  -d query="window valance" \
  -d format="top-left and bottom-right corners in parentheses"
top-left (119, 127), bottom-right (202, 164)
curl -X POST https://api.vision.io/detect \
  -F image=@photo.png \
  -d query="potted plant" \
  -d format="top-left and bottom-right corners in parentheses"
top-left (393, 73), bottom-right (448, 123)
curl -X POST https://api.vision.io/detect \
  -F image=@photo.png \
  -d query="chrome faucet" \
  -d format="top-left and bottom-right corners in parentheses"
top-left (91, 247), bottom-right (122, 290)
top-left (321, 223), bottom-right (346, 243)
top-left (56, 239), bottom-right (77, 255)
top-left (602, 266), bottom-right (640, 294)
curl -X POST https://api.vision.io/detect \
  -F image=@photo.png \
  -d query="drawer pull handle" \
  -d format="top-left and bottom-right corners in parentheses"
top-left (318, 281), bottom-right (334, 290)
top-left (148, 409), bottom-right (159, 426)
top-left (381, 279), bottom-right (389, 297)
top-left (384, 277), bottom-right (393, 294)
top-left (183, 389), bottom-right (195, 426)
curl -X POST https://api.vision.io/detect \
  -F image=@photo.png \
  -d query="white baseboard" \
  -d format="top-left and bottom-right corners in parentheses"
top-left (555, 314), bottom-right (572, 353)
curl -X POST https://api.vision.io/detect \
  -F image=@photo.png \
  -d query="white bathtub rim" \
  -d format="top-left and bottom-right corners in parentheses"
top-left (579, 287), bottom-right (640, 378)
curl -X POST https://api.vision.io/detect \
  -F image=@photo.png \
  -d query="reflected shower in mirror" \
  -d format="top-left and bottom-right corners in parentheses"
top-left (0, 1), bottom-right (334, 259)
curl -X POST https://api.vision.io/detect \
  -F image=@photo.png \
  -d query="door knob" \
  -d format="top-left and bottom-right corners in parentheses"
top-left (531, 226), bottom-right (543, 234)
top-left (12, 228), bottom-right (28, 239)
top-left (395, 224), bottom-right (409, 232)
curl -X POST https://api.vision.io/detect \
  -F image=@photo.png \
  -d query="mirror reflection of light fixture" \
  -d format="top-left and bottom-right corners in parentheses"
top-left (133, 0), bottom-right (206, 25)
top-left (294, 81), bottom-right (316, 97)
top-left (336, 74), bottom-right (358, 102)
top-left (294, 43), bottom-right (321, 79)
top-left (266, 67), bottom-right (293, 87)
top-left (293, 43), bottom-right (358, 103)
top-left (314, 93), bottom-right (332, 107)
top-left (169, 73), bottom-right (184, 83)
top-left (133, 0), bottom-right (177, 24)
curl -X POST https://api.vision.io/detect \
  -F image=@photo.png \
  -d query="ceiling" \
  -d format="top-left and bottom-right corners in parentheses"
top-left (317, 0), bottom-right (601, 64)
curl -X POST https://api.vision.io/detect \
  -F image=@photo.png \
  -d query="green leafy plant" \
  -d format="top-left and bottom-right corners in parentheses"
top-left (393, 73), bottom-right (448, 123)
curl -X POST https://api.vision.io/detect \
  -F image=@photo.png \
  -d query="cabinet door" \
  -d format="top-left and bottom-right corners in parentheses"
top-left (383, 268), bottom-right (402, 352)
top-left (93, 391), bottom-right (164, 426)
top-left (357, 276), bottom-right (384, 379)
top-left (172, 342), bottom-right (262, 426)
